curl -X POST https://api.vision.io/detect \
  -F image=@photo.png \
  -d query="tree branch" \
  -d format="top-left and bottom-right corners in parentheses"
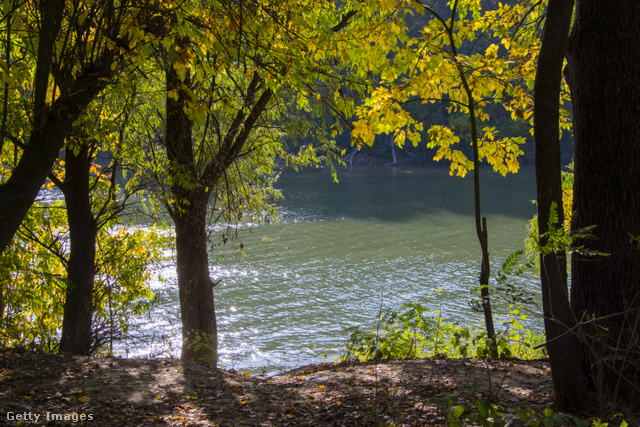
top-left (331, 10), bottom-right (358, 32)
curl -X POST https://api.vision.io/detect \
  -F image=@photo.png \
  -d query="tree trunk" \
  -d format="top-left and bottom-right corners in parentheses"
top-left (58, 145), bottom-right (97, 355)
top-left (173, 194), bottom-right (218, 364)
top-left (566, 1), bottom-right (640, 409)
top-left (0, 62), bottom-right (112, 254)
top-left (444, 3), bottom-right (497, 355)
top-left (533, 0), bottom-right (590, 412)
top-left (161, 30), bottom-right (273, 365)
top-left (0, 0), bottom-right (64, 254)
top-left (165, 45), bottom-right (218, 364)
top-left (389, 133), bottom-right (397, 165)
top-left (464, 82), bottom-right (497, 357)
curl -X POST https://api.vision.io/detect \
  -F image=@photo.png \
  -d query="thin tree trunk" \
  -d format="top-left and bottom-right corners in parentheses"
top-left (566, 0), bottom-right (640, 409)
top-left (58, 145), bottom-right (97, 355)
top-left (458, 56), bottom-right (497, 356)
top-left (440, 0), bottom-right (497, 355)
top-left (469, 113), bottom-right (497, 357)
top-left (533, 0), bottom-right (590, 412)
top-left (389, 133), bottom-right (397, 165)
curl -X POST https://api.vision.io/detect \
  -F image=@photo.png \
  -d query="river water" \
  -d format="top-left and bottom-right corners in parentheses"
top-left (128, 165), bottom-right (541, 374)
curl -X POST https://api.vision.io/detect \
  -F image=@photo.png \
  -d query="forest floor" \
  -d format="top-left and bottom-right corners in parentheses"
top-left (0, 348), bottom-right (557, 426)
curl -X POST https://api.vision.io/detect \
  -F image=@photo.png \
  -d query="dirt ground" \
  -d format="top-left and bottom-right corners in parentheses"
top-left (0, 348), bottom-right (556, 426)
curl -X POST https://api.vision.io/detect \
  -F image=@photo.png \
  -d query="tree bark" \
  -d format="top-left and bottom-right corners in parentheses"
top-left (533, 0), bottom-right (590, 412)
top-left (463, 76), bottom-right (497, 357)
top-left (0, 0), bottom-right (64, 254)
top-left (165, 48), bottom-right (218, 364)
top-left (566, 0), bottom-right (640, 409)
top-left (0, 57), bottom-right (112, 255)
top-left (173, 194), bottom-right (218, 364)
top-left (442, 0), bottom-right (497, 356)
top-left (58, 145), bottom-right (97, 355)
top-left (161, 24), bottom-right (273, 363)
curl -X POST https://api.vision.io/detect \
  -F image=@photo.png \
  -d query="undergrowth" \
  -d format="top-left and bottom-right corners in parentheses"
top-left (437, 396), bottom-right (629, 427)
top-left (341, 299), bottom-right (545, 363)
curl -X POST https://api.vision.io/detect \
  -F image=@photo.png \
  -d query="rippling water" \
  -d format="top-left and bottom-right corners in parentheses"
top-left (128, 166), bottom-right (540, 374)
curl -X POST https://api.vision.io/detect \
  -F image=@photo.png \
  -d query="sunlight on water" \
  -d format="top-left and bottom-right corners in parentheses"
top-left (124, 166), bottom-right (541, 375)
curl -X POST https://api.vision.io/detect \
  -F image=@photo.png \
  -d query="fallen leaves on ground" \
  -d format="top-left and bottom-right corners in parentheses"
top-left (0, 348), bottom-right (555, 426)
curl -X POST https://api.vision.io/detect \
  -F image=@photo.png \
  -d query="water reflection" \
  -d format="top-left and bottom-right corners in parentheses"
top-left (277, 165), bottom-right (536, 222)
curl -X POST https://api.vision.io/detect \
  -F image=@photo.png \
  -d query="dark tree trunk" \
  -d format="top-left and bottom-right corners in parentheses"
top-left (161, 25), bottom-right (273, 363)
top-left (0, 0), bottom-right (64, 254)
top-left (58, 145), bottom-right (97, 355)
top-left (566, 1), bottom-right (640, 409)
top-left (0, 0), bottom-right (127, 255)
top-left (533, 0), bottom-right (590, 412)
top-left (165, 48), bottom-right (218, 364)
top-left (0, 59), bottom-right (112, 254)
top-left (173, 194), bottom-right (217, 364)
top-left (0, 127), bottom-right (66, 253)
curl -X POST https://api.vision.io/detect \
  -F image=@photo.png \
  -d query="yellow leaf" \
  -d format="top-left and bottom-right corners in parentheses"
top-left (394, 130), bottom-right (406, 147)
